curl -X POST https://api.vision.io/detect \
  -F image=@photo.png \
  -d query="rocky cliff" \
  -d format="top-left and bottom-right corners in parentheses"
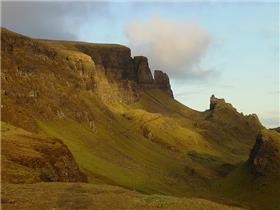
top-left (248, 129), bottom-right (280, 177)
top-left (1, 27), bottom-right (173, 131)
top-left (76, 43), bottom-right (174, 97)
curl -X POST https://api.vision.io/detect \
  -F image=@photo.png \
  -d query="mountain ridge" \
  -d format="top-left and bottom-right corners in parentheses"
top-left (1, 27), bottom-right (279, 210)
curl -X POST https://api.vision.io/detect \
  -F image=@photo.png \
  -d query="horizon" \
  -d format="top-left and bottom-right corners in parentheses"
top-left (1, 1), bottom-right (279, 128)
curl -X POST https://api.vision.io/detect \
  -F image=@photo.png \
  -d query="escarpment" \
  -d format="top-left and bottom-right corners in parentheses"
top-left (76, 43), bottom-right (173, 97)
top-left (1, 27), bottom-right (173, 131)
top-left (75, 43), bottom-right (136, 80)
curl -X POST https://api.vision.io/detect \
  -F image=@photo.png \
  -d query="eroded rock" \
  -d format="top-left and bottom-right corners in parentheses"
top-left (133, 56), bottom-right (153, 84)
top-left (154, 70), bottom-right (173, 98)
top-left (248, 129), bottom-right (280, 177)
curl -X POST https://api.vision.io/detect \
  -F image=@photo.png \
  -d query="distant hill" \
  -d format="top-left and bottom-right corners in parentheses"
top-left (2, 27), bottom-right (278, 210)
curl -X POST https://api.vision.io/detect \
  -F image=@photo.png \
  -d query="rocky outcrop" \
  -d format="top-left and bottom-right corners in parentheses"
top-left (2, 122), bottom-right (88, 184)
top-left (76, 43), bottom-right (136, 80)
top-left (154, 70), bottom-right (173, 97)
top-left (208, 95), bottom-right (262, 128)
top-left (209, 94), bottom-right (233, 111)
top-left (248, 129), bottom-right (280, 177)
top-left (133, 56), bottom-right (154, 84)
top-left (132, 57), bottom-right (173, 97)
top-left (197, 95), bottom-right (263, 152)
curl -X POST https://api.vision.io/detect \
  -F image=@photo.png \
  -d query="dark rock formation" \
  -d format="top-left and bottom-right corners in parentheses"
top-left (209, 95), bottom-right (262, 128)
top-left (133, 56), bottom-right (154, 84)
top-left (75, 43), bottom-right (136, 80)
top-left (154, 70), bottom-right (173, 97)
top-left (210, 94), bottom-right (228, 111)
top-left (248, 129), bottom-right (280, 177)
top-left (132, 56), bottom-right (173, 97)
top-left (75, 42), bottom-right (174, 98)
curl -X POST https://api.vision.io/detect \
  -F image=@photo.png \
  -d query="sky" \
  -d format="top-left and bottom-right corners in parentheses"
top-left (1, 1), bottom-right (279, 128)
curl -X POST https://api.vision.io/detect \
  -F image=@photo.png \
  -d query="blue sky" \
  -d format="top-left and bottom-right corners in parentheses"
top-left (2, 1), bottom-right (279, 127)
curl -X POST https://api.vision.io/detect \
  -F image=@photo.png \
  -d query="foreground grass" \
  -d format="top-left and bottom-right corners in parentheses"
top-left (212, 163), bottom-right (280, 210)
top-left (2, 182), bottom-right (247, 210)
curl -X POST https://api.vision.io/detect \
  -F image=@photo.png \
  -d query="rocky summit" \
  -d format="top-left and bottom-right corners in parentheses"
top-left (1, 28), bottom-right (279, 210)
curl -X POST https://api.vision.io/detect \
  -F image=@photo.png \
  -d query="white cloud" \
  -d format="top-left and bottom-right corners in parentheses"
top-left (259, 110), bottom-right (280, 128)
top-left (125, 16), bottom-right (213, 79)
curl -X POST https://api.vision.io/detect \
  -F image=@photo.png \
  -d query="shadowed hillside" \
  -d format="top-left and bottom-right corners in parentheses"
top-left (1, 27), bottom-right (278, 210)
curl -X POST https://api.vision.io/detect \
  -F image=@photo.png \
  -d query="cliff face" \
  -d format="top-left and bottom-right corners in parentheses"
top-left (248, 129), bottom-right (280, 177)
top-left (133, 56), bottom-right (173, 97)
top-left (1, 27), bottom-right (173, 131)
top-left (133, 56), bottom-right (154, 84)
top-left (154, 70), bottom-right (173, 97)
top-left (71, 40), bottom-right (173, 96)
top-left (76, 43), bottom-right (136, 81)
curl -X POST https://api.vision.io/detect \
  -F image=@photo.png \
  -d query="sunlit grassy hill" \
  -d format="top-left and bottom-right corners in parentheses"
top-left (1, 27), bottom-right (278, 210)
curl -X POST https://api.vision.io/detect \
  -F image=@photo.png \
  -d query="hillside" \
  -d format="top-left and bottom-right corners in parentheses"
top-left (1, 27), bottom-right (278, 210)
top-left (214, 129), bottom-right (280, 210)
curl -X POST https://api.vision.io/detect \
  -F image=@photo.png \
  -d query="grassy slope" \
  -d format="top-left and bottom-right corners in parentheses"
top-left (2, 28), bottom-right (270, 209)
top-left (212, 163), bottom-right (280, 210)
top-left (36, 88), bottom-right (253, 204)
top-left (211, 129), bottom-right (280, 210)
top-left (2, 183), bottom-right (247, 210)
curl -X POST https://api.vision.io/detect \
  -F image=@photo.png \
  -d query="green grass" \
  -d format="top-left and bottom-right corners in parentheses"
top-left (2, 182), bottom-right (248, 210)
top-left (37, 85), bottom-right (234, 196)
top-left (35, 86), bottom-right (262, 206)
top-left (2, 27), bottom-right (273, 209)
top-left (37, 118), bottom-right (193, 195)
top-left (211, 162), bottom-right (280, 210)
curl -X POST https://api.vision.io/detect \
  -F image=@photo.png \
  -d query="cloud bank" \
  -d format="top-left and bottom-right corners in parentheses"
top-left (125, 16), bottom-right (213, 79)
top-left (1, 2), bottom-right (109, 40)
